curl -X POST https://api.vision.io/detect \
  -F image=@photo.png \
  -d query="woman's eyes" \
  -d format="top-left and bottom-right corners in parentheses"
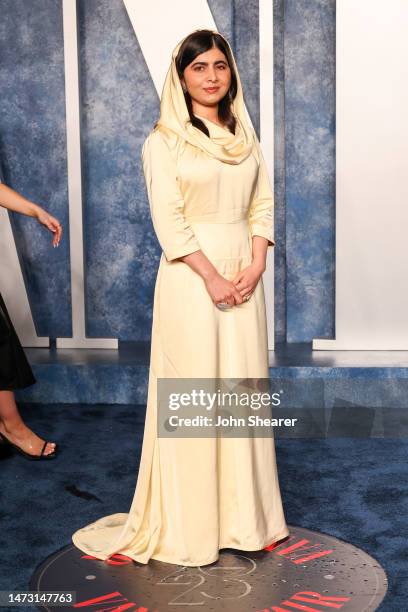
top-left (194, 65), bottom-right (227, 71)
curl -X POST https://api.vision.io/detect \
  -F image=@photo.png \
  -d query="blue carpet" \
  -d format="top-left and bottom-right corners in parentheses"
top-left (0, 403), bottom-right (406, 611)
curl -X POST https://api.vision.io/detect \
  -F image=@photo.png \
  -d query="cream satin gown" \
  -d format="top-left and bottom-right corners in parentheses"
top-left (72, 116), bottom-right (289, 567)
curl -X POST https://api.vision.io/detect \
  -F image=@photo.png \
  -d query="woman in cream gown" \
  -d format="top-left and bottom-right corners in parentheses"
top-left (72, 29), bottom-right (289, 567)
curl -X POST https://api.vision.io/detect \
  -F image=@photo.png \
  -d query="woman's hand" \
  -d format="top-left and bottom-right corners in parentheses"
top-left (204, 271), bottom-right (244, 307)
top-left (0, 184), bottom-right (62, 247)
top-left (231, 261), bottom-right (265, 300)
top-left (35, 207), bottom-right (62, 247)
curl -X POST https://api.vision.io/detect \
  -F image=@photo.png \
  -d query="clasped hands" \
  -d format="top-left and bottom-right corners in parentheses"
top-left (204, 261), bottom-right (266, 309)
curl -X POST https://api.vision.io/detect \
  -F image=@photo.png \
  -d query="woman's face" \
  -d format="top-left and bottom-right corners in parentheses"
top-left (180, 45), bottom-right (231, 109)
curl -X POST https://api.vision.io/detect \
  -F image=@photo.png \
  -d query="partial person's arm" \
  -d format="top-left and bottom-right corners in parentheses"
top-left (141, 130), bottom-right (202, 263)
top-left (230, 134), bottom-right (275, 297)
top-left (0, 182), bottom-right (62, 247)
top-left (247, 133), bottom-right (275, 269)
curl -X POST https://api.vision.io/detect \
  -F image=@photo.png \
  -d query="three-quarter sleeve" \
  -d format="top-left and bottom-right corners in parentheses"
top-left (248, 134), bottom-right (275, 247)
top-left (141, 129), bottom-right (201, 263)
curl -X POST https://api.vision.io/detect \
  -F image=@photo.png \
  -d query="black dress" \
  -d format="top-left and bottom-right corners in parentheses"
top-left (0, 292), bottom-right (36, 390)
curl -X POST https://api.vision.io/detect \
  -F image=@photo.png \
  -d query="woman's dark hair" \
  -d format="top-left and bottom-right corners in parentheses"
top-left (175, 29), bottom-right (238, 136)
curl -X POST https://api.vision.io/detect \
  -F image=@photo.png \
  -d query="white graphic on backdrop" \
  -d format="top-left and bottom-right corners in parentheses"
top-left (313, 0), bottom-right (408, 349)
top-left (0, 206), bottom-right (49, 347)
top-left (57, 0), bottom-right (118, 348)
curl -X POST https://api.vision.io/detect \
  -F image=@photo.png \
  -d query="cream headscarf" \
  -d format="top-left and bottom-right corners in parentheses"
top-left (156, 30), bottom-right (255, 165)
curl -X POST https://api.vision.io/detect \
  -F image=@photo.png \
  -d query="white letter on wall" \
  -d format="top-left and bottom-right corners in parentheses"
top-left (313, 0), bottom-right (408, 350)
top-left (58, 0), bottom-right (118, 348)
top-left (0, 206), bottom-right (49, 347)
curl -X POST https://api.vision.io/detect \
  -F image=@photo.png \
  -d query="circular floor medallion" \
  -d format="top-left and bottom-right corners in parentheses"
top-left (29, 525), bottom-right (388, 611)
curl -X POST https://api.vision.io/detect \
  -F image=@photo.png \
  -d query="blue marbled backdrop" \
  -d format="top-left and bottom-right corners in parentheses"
top-left (0, 0), bottom-right (335, 343)
top-left (0, 0), bottom-right (71, 337)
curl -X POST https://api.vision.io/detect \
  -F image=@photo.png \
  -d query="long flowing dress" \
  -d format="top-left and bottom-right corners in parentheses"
top-left (72, 31), bottom-right (289, 567)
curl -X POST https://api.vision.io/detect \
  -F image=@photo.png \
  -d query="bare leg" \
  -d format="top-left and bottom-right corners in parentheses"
top-left (0, 390), bottom-right (56, 456)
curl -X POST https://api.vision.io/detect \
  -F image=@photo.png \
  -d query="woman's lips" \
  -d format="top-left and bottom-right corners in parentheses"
top-left (204, 87), bottom-right (219, 93)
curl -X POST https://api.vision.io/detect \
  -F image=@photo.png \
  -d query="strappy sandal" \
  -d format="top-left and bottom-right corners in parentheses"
top-left (0, 431), bottom-right (58, 460)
